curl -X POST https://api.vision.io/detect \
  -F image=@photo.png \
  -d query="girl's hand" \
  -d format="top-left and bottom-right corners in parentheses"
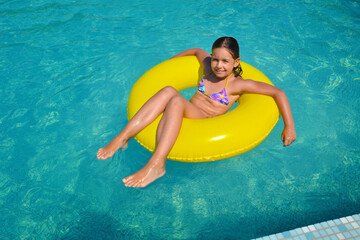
top-left (281, 126), bottom-right (296, 146)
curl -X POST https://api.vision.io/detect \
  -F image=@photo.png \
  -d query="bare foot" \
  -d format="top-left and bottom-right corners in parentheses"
top-left (97, 137), bottom-right (128, 160)
top-left (122, 163), bottom-right (165, 188)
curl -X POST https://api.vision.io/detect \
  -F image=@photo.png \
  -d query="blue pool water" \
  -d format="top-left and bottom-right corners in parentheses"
top-left (1, 0), bottom-right (359, 239)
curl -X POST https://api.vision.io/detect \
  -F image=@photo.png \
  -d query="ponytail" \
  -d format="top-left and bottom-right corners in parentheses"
top-left (233, 63), bottom-right (243, 77)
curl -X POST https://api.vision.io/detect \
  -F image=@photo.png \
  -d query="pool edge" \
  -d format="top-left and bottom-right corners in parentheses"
top-left (254, 213), bottom-right (360, 240)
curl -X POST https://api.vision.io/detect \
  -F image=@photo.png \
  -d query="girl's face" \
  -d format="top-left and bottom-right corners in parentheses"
top-left (211, 48), bottom-right (240, 79)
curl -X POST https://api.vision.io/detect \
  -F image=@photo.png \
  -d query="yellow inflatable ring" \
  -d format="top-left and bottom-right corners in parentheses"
top-left (127, 56), bottom-right (279, 162)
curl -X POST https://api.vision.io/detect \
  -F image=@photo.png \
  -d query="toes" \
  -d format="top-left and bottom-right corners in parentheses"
top-left (123, 176), bottom-right (133, 183)
top-left (96, 149), bottom-right (103, 158)
top-left (133, 181), bottom-right (142, 188)
top-left (97, 149), bottom-right (110, 160)
top-left (123, 177), bottom-right (144, 188)
top-left (138, 182), bottom-right (146, 188)
top-left (97, 149), bottom-right (107, 159)
top-left (128, 181), bottom-right (137, 187)
top-left (125, 179), bottom-right (135, 187)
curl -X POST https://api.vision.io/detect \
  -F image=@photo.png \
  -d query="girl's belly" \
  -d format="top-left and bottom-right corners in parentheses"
top-left (190, 91), bottom-right (230, 118)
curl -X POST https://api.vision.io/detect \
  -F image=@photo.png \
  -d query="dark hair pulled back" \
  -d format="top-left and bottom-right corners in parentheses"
top-left (212, 37), bottom-right (243, 77)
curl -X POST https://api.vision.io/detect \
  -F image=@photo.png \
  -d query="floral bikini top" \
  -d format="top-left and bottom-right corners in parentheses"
top-left (197, 72), bottom-right (232, 106)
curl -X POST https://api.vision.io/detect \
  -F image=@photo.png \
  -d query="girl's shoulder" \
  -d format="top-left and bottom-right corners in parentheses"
top-left (231, 75), bottom-right (250, 85)
top-left (233, 75), bottom-right (256, 84)
top-left (229, 76), bottom-right (255, 93)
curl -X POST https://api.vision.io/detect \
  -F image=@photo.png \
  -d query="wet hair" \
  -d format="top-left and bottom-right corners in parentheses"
top-left (212, 37), bottom-right (243, 76)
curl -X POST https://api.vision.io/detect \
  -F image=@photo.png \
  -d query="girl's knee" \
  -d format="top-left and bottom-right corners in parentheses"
top-left (168, 95), bottom-right (184, 108)
top-left (161, 86), bottom-right (178, 96)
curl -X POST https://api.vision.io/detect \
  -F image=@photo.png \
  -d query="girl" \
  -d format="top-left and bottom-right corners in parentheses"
top-left (97, 37), bottom-right (297, 188)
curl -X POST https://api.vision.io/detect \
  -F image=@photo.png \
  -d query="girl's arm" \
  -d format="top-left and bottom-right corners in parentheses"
top-left (170, 48), bottom-right (210, 63)
top-left (237, 79), bottom-right (297, 146)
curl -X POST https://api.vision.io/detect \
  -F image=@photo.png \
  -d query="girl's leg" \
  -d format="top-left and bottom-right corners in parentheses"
top-left (97, 86), bottom-right (181, 160)
top-left (122, 95), bottom-right (206, 188)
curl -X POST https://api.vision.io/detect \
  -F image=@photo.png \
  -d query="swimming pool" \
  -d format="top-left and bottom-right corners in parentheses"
top-left (1, 0), bottom-right (359, 239)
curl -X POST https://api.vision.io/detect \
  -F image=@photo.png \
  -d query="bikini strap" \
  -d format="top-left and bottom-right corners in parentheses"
top-left (225, 73), bottom-right (233, 88)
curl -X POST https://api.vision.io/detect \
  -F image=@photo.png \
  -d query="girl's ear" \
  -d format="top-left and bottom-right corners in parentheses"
top-left (234, 57), bottom-right (241, 67)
